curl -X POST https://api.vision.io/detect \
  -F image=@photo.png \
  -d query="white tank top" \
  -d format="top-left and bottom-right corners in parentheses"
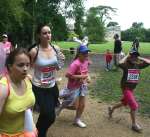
top-left (32, 47), bottom-right (58, 88)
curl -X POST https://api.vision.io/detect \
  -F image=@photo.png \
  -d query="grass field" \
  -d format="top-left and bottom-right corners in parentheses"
top-left (56, 41), bottom-right (150, 55)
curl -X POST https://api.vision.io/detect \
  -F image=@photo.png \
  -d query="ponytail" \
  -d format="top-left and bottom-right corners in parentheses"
top-left (73, 47), bottom-right (80, 60)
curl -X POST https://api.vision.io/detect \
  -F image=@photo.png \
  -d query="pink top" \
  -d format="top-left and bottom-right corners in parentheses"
top-left (67, 58), bottom-right (89, 90)
top-left (3, 41), bottom-right (12, 55)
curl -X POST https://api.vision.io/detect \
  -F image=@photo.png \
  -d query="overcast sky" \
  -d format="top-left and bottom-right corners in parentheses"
top-left (85, 0), bottom-right (150, 30)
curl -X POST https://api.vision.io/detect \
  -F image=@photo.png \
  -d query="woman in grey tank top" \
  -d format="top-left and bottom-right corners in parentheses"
top-left (29, 24), bottom-right (65, 137)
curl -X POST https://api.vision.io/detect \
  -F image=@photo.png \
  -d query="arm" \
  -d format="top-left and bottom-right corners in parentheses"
top-left (53, 45), bottom-right (65, 61)
top-left (53, 45), bottom-right (65, 70)
top-left (0, 84), bottom-right (8, 114)
top-left (138, 56), bottom-right (150, 64)
top-left (65, 60), bottom-right (88, 80)
top-left (65, 73), bottom-right (88, 80)
top-left (24, 109), bottom-right (36, 132)
top-left (118, 54), bottom-right (129, 69)
top-left (28, 48), bottom-right (38, 67)
top-left (119, 54), bottom-right (129, 64)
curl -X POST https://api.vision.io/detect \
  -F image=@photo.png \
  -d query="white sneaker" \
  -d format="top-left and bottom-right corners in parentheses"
top-left (132, 124), bottom-right (142, 133)
top-left (74, 119), bottom-right (87, 128)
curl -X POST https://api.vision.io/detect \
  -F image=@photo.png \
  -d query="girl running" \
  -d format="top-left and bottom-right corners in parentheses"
top-left (108, 49), bottom-right (150, 132)
top-left (0, 48), bottom-right (36, 137)
top-left (57, 45), bottom-right (91, 128)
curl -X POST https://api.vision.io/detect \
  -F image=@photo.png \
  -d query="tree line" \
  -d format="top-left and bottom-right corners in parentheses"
top-left (1, 0), bottom-right (149, 48)
top-left (0, 0), bottom-right (118, 47)
top-left (121, 22), bottom-right (150, 42)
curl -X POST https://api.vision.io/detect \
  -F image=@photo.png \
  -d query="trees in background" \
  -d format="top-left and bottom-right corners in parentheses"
top-left (5, 1), bottom-right (150, 45)
top-left (73, 1), bottom-right (84, 39)
top-left (0, 0), bottom-right (85, 47)
top-left (121, 22), bottom-right (150, 42)
top-left (0, 0), bottom-right (29, 46)
top-left (84, 6), bottom-right (117, 43)
top-left (84, 7), bottom-right (105, 42)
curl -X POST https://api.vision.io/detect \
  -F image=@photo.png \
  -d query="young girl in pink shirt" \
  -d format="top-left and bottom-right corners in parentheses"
top-left (57, 45), bottom-right (91, 128)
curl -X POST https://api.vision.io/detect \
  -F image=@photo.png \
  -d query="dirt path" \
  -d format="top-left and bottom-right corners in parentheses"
top-left (41, 96), bottom-right (150, 137)
top-left (33, 73), bottom-right (150, 137)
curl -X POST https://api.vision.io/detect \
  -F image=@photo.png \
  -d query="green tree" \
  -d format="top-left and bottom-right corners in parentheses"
top-left (28, 0), bottom-right (85, 42)
top-left (73, 1), bottom-right (84, 39)
top-left (0, 0), bottom-right (28, 45)
top-left (121, 22), bottom-right (146, 42)
top-left (132, 22), bottom-right (143, 28)
top-left (0, 0), bottom-right (24, 32)
top-left (0, 0), bottom-right (86, 46)
top-left (52, 14), bottom-right (68, 41)
top-left (84, 6), bottom-right (117, 43)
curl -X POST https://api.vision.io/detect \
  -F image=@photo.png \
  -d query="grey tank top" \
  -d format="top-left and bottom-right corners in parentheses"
top-left (32, 47), bottom-right (58, 88)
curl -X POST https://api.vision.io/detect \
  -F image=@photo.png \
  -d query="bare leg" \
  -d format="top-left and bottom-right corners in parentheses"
top-left (55, 98), bottom-right (76, 116)
top-left (75, 96), bottom-right (85, 119)
top-left (74, 96), bottom-right (87, 128)
top-left (108, 103), bottom-right (123, 118)
top-left (130, 110), bottom-right (136, 126)
top-left (66, 99), bottom-right (78, 110)
top-left (130, 109), bottom-right (142, 132)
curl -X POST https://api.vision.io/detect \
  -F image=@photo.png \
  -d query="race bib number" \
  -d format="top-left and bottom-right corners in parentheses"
top-left (40, 66), bottom-right (55, 85)
top-left (127, 69), bottom-right (140, 83)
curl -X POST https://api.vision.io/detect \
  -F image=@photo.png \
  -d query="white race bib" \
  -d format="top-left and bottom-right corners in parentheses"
top-left (127, 69), bottom-right (140, 83)
top-left (40, 66), bottom-right (55, 85)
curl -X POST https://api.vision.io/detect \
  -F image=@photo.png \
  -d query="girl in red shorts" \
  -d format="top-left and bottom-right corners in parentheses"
top-left (108, 49), bottom-right (150, 132)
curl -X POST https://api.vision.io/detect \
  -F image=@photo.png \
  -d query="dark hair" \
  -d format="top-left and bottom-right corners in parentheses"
top-left (6, 48), bottom-right (31, 71)
top-left (114, 34), bottom-right (119, 39)
top-left (28, 23), bottom-right (56, 62)
top-left (73, 47), bottom-right (80, 60)
top-left (28, 23), bottom-right (50, 60)
top-left (35, 23), bottom-right (51, 44)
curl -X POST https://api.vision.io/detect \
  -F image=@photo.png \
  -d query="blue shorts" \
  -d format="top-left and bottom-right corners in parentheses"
top-left (60, 84), bottom-right (88, 107)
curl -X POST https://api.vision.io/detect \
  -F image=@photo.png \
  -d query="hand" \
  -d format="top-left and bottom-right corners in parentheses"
top-left (86, 75), bottom-right (91, 83)
top-left (81, 74), bottom-right (88, 79)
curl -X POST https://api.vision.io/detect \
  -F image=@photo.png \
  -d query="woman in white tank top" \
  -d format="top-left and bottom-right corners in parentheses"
top-left (29, 24), bottom-right (65, 137)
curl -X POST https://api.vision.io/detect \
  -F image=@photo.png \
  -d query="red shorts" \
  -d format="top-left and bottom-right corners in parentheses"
top-left (121, 88), bottom-right (139, 111)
